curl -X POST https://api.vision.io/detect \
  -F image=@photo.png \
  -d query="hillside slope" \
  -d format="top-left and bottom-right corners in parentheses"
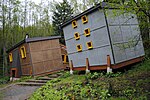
top-left (30, 59), bottom-right (150, 100)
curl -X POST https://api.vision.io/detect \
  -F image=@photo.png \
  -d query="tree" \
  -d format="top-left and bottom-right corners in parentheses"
top-left (0, 0), bottom-right (55, 76)
top-left (103, 0), bottom-right (150, 56)
top-left (52, 0), bottom-right (73, 44)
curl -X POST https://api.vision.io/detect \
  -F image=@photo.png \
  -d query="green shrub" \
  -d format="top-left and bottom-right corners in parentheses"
top-left (0, 76), bottom-right (10, 84)
top-left (86, 72), bottom-right (103, 80)
top-left (105, 72), bottom-right (122, 78)
top-left (60, 71), bottom-right (70, 78)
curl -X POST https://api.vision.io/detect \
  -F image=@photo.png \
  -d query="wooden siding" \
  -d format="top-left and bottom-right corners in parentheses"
top-left (29, 39), bottom-right (64, 76)
top-left (19, 43), bottom-right (32, 75)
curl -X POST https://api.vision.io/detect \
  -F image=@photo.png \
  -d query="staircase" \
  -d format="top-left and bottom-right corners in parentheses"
top-left (17, 73), bottom-right (62, 86)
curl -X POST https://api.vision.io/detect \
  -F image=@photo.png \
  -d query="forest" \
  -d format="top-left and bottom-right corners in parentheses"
top-left (0, 0), bottom-right (150, 78)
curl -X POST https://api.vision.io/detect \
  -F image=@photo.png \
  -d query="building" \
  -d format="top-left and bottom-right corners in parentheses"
top-left (7, 36), bottom-right (68, 77)
top-left (61, 2), bottom-right (145, 73)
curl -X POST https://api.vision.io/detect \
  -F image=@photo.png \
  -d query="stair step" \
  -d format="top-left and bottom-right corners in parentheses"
top-left (48, 74), bottom-right (59, 78)
top-left (38, 77), bottom-right (54, 80)
top-left (26, 79), bottom-right (48, 83)
top-left (17, 82), bottom-right (45, 86)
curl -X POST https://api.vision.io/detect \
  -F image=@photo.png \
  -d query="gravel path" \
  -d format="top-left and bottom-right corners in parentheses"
top-left (0, 85), bottom-right (40, 100)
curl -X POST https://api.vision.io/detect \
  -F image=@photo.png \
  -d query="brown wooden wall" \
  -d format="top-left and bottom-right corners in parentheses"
top-left (19, 43), bottom-right (32, 75)
top-left (29, 39), bottom-right (64, 76)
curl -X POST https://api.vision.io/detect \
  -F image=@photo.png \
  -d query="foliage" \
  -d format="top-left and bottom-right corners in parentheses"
top-left (105, 72), bottom-right (122, 78)
top-left (52, 0), bottom-right (73, 44)
top-left (86, 72), bottom-right (103, 79)
top-left (59, 71), bottom-right (70, 78)
top-left (70, 0), bottom-right (98, 14)
top-left (104, 0), bottom-right (150, 57)
top-left (30, 59), bottom-right (150, 100)
top-left (0, 0), bottom-right (56, 76)
top-left (0, 76), bottom-right (10, 85)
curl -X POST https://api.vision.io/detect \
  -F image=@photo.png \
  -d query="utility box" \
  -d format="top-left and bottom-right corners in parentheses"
top-left (61, 2), bottom-right (145, 71)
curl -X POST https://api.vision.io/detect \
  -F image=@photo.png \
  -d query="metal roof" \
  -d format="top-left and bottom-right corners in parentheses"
top-left (61, 2), bottom-right (108, 28)
top-left (7, 36), bottom-right (61, 52)
top-left (61, 2), bottom-right (120, 28)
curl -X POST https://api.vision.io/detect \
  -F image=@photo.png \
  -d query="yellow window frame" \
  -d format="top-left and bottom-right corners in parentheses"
top-left (81, 15), bottom-right (88, 24)
top-left (86, 41), bottom-right (93, 50)
top-left (9, 53), bottom-right (13, 63)
top-left (76, 44), bottom-right (82, 52)
top-left (72, 20), bottom-right (77, 28)
top-left (74, 32), bottom-right (80, 40)
top-left (84, 28), bottom-right (90, 37)
top-left (20, 46), bottom-right (26, 59)
top-left (62, 55), bottom-right (69, 63)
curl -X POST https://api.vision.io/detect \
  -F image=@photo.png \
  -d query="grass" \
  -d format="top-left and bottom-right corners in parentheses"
top-left (29, 59), bottom-right (150, 100)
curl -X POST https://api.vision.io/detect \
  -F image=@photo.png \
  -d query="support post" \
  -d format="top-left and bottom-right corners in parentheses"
top-left (107, 55), bottom-right (112, 73)
top-left (69, 60), bottom-right (73, 74)
top-left (86, 58), bottom-right (90, 73)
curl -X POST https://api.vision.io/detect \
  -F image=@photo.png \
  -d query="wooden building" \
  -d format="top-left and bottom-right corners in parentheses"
top-left (7, 36), bottom-right (68, 77)
top-left (61, 2), bottom-right (145, 73)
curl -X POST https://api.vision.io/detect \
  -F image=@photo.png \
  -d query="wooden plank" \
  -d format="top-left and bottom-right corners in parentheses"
top-left (21, 65), bottom-right (32, 75)
top-left (31, 51), bottom-right (44, 63)
top-left (33, 62), bottom-right (44, 75)
top-left (86, 58), bottom-right (90, 70)
top-left (72, 56), bottom-right (144, 71)
top-left (19, 43), bottom-right (31, 66)
top-left (29, 42), bottom-right (42, 52)
top-left (41, 40), bottom-right (52, 50)
top-left (112, 56), bottom-right (144, 69)
top-left (51, 39), bottom-right (60, 48)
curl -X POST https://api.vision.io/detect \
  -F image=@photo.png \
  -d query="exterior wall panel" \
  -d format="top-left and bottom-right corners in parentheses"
top-left (63, 9), bottom-right (114, 68)
top-left (29, 39), bottom-right (64, 76)
top-left (19, 43), bottom-right (32, 75)
top-left (107, 9), bottom-right (145, 64)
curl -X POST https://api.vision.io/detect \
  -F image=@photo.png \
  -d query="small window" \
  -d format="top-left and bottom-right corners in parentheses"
top-left (66, 55), bottom-right (69, 62)
top-left (62, 55), bottom-right (65, 62)
top-left (76, 44), bottom-right (82, 52)
top-left (81, 15), bottom-right (88, 24)
top-left (72, 20), bottom-right (77, 28)
top-left (74, 32), bottom-right (80, 40)
top-left (9, 53), bottom-right (13, 63)
top-left (84, 28), bottom-right (90, 37)
top-left (62, 55), bottom-right (69, 63)
top-left (86, 41), bottom-right (93, 49)
top-left (20, 46), bottom-right (26, 59)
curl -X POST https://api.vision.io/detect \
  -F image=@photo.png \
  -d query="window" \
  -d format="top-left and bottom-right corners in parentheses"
top-left (20, 46), bottom-right (26, 59)
top-left (62, 55), bottom-right (69, 63)
top-left (86, 41), bottom-right (93, 49)
top-left (72, 20), bottom-right (77, 28)
top-left (76, 44), bottom-right (82, 52)
top-left (66, 55), bottom-right (69, 62)
top-left (62, 55), bottom-right (65, 62)
top-left (9, 53), bottom-right (13, 63)
top-left (84, 28), bottom-right (90, 37)
top-left (81, 15), bottom-right (88, 24)
top-left (74, 32), bottom-right (80, 40)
